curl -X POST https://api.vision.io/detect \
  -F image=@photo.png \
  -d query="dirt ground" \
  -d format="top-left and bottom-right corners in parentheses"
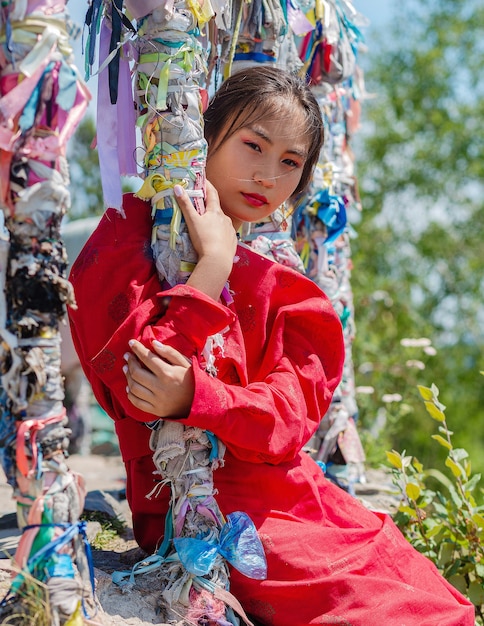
top-left (0, 453), bottom-right (399, 625)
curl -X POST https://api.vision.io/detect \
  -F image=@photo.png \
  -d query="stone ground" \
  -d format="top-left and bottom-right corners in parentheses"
top-left (0, 454), bottom-right (400, 625)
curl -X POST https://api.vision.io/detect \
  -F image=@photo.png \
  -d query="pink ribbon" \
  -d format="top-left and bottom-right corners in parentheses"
top-left (16, 410), bottom-right (67, 478)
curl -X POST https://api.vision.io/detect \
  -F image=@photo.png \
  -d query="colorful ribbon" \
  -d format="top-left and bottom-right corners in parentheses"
top-left (174, 511), bottom-right (267, 579)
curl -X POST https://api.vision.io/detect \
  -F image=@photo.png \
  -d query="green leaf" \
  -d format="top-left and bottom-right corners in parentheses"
top-left (426, 523), bottom-right (444, 538)
top-left (398, 505), bottom-right (418, 518)
top-left (468, 581), bottom-right (484, 606)
top-left (412, 459), bottom-right (424, 473)
top-left (418, 385), bottom-right (434, 401)
top-left (386, 450), bottom-right (403, 469)
top-left (445, 457), bottom-right (465, 478)
top-left (452, 448), bottom-right (469, 462)
top-left (433, 501), bottom-right (452, 516)
top-left (467, 494), bottom-right (477, 508)
top-left (424, 469), bottom-right (462, 508)
top-left (424, 401), bottom-right (445, 422)
top-left (476, 563), bottom-right (484, 578)
top-left (463, 474), bottom-right (481, 494)
top-left (471, 513), bottom-right (484, 529)
top-left (405, 482), bottom-right (421, 500)
top-left (448, 574), bottom-right (467, 596)
top-left (438, 542), bottom-right (455, 568)
top-left (431, 434), bottom-right (452, 450)
top-left (439, 426), bottom-right (453, 436)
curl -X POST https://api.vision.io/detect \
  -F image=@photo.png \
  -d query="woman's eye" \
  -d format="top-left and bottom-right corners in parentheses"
top-left (283, 158), bottom-right (300, 168)
top-left (245, 141), bottom-right (261, 152)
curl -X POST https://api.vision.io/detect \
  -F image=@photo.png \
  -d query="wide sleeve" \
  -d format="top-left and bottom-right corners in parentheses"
top-left (68, 194), bottom-right (235, 424)
top-left (183, 254), bottom-right (345, 465)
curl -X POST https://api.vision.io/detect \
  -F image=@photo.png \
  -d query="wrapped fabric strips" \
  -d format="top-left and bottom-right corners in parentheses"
top-left (0, 1), bottom-right (93, 623)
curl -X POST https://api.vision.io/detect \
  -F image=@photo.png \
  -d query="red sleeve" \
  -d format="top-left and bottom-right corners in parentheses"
top-left (68, 194), bottom-right (235, 424)
top-left (182, 255), bottom-right (345, 465)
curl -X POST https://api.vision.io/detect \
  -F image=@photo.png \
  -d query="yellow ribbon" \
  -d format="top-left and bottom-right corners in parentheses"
top-left (187, 0), bottom-right (215, 27)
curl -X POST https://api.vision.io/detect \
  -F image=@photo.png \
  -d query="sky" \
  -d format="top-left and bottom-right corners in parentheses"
top-left (67, 0), bottom-right (393, 35)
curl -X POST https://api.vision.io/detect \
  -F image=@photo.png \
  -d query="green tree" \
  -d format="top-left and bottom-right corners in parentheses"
top-left (66, 115), bottom-right (137, 219)
top-left (353, 0), bottom-right (484, 473)
top-left (67, 115), bottom-right (104, 218)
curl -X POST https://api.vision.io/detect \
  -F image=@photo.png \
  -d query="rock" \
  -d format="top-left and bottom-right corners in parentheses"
top-left (0, 512), bottom-right (17, 531)
top-left (84, 490), bottom-right (128, 525)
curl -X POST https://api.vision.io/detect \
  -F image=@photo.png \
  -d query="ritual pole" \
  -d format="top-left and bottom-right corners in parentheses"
top-left (0, 2), bottom-right (92, 623)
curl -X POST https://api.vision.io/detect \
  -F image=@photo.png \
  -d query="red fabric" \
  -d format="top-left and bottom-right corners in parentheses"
top-left (69, 194), bottom-right (474, 626)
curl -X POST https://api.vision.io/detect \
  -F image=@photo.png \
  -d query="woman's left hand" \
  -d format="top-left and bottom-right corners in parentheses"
top-left (124, 339), bottom-right (195, 418)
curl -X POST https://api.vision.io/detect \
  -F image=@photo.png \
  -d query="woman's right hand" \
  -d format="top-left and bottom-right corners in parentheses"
top-left (174, 180), bottom-right (237, 300)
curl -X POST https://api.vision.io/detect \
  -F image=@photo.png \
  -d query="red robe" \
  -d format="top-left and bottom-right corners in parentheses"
top-left (69, 194), bottom-right (474, 626)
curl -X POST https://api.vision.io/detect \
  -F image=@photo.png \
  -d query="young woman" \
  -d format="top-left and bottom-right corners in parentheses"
top-left (69, 67), bottom-right (474, 625)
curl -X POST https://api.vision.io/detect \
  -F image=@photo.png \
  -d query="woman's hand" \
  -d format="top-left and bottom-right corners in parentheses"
top-left (175, 181), bottom-right (237, 300)
top-left (124, 339), bottom-right (195, 418)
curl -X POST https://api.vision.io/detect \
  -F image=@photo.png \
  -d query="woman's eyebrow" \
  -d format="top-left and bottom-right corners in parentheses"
top-left (248, 125), bottom-right (308, 159)
top-left (248, 125), bottom-right (272, 144)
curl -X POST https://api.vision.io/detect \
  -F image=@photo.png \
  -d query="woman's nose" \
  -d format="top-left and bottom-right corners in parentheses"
top-left (253, 170), bottom-right (276, 188)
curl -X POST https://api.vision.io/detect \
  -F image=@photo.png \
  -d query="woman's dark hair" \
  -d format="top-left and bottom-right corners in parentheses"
top-left (204, 66), bottom-right (324, 196)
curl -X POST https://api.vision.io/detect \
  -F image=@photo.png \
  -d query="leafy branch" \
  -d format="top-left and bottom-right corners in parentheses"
top-left (386, 383), bottom-right (484, 621)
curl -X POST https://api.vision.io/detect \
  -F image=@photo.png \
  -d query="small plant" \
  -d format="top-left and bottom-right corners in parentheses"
top-left (80, 509), bottom-right (126, 533)
top-left (0, 569), bottom-right (52, 626)
top-left (80, 509), bottom-right (127, 550)
top-left (386, 383), bottom-right (484, 623)
top-left (90, 526), bottom-right (120, 550)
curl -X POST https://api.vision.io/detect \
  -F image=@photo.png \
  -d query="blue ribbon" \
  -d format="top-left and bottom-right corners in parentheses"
top-left (206, 430), bottom-right (220, 463)
top-left (314, 188), bottom-right (347, 242)
top-left (85, 0), bottom-right (103, 70)
top-left (58, 62), bottom-right (79, 111)
top-left (233, 52), bottom-right (276, 64)
top-left (112, 504), bottom-right (175, 586)
top-left (316, 460), bottom-right (327, 473)
top-left (112, 511), bottom-right (267, 589)
top-left (174, 511), bottom-right (267, 580)
top-left (0, 521), bottom-right (96, 619)
top-left (19, 62), bottom-right (55, 133)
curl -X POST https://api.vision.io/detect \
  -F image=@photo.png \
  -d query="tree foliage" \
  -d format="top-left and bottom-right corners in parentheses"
top-left (353, 0), bottom-right (484, 472)
top-left (67, 116), bottom-right (104, 218)
top-left (67, 115), bottom-right (137, 219)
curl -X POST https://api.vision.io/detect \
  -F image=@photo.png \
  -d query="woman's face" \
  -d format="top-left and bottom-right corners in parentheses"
top-left (205, 105), bottom-right (310, 230)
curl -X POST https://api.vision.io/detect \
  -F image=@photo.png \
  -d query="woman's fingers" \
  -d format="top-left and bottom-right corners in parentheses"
top-left (173, 184), bottom-right (200, 225)
top-left (151, 340), bottom-right (191, 366)
top-left (173, 181), bottom-right (220, 218)
top-left (123, 354), bottom-right (154, 396)
top-left (204, 179), bottom-right (221, 211)
top-left (123, 339), bottom-right (195, 419)
top-left (126, 385), bottom-right (154, 414)
top-left (127, 339), bottom-right (189, 373)
top-left (173, 181), bottom-right (235, 258)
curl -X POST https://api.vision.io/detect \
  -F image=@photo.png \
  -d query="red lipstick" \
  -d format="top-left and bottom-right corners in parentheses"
top-left (242, 192), bottom-right (268, 207)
